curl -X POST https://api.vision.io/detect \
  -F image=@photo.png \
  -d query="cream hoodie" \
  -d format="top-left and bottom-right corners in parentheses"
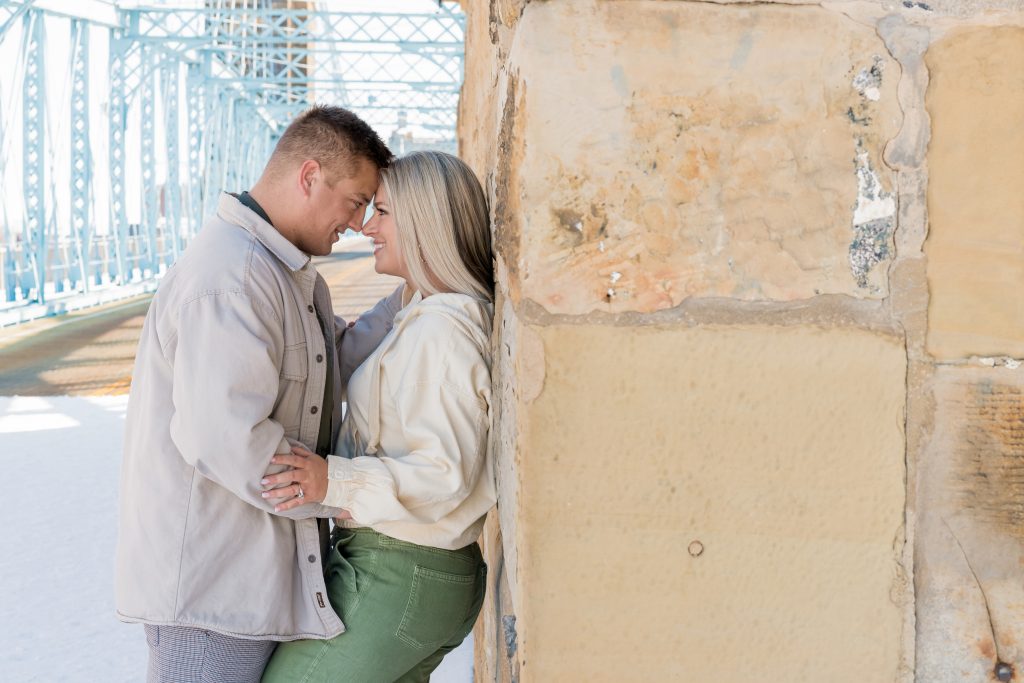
top-left (324, 290), bottom-right (495, 550)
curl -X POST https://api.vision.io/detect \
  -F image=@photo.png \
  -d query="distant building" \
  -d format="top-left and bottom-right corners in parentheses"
top-left (388, 111), bottom-right (457, 155)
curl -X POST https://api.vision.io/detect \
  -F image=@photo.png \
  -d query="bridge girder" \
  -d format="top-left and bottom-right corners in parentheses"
top-left (0, 1), bottom-right (464, 307)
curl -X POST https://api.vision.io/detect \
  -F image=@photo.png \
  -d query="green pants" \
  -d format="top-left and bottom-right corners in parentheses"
top-left (262, 527), bottom-right (486, 683)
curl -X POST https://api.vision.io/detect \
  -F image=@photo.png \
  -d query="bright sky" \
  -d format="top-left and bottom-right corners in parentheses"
top-left (24, 0), bottom-right (451, 19)
top-left (120, 1), bottom-right (451, 13)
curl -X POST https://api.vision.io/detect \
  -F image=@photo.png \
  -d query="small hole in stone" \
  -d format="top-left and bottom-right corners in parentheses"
top-left (688, 540), bottom-right (704, 557)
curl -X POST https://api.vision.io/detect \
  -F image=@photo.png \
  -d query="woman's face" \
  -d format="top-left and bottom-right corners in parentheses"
top-left (363, 184), bottom-right (411, 282)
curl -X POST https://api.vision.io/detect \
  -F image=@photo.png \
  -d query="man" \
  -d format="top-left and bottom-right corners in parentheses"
top-left (116, 105), bottom-right (400, 682)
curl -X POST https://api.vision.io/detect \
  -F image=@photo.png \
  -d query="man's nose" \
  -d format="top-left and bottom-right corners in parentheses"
top-left (348, 207), bottom-right (371, 233)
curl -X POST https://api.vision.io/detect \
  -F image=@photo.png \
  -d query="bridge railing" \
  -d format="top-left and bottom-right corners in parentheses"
top-left (0, 0), bottom-right (464, 316)
top-left (0, 217), bottom-right (187, 306)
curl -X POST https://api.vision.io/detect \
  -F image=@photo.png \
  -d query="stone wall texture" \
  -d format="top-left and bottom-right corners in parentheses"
top-left (925, 27), bottom-right (1024, 359)
top-left (458, 1), bottom-right (1024, 681)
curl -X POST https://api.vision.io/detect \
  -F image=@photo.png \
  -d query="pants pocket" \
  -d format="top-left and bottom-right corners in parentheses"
top-left (396, 565), bottom-right (477, 650)
top-left (325, 534), bottom-right (378, 622)
top-left (325, 529), bottom-right (367, 592)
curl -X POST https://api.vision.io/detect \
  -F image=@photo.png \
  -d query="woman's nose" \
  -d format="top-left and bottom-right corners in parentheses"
top-left (349, 208), bottom-right (369, 233)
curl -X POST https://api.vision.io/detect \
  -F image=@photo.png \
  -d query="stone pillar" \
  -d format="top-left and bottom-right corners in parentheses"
top-left (459, 1), bottom-right (1024, 681)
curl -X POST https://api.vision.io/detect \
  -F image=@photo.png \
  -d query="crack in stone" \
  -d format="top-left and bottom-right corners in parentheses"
top-left (517, 293), bottom-right (900, 333)
top-left (943, 518), bottom-right (1005, 665)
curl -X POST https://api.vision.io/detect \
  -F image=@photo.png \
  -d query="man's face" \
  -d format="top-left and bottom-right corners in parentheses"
top-left (298, 158), bottom-right (379, 256)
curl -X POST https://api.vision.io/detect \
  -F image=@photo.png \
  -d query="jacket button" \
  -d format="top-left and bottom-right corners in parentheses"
top-left (307, 304), bottom-right (314, 313)
top-left (316, 354), bottom-right (324, 363)
top-left (308, 555), bottom-right (317, 563)
top-left (310, 406), bottom-right (318, 414)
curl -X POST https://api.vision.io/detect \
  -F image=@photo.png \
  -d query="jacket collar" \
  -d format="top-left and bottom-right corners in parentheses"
top-left (216, 192), bottom-right (310, 272)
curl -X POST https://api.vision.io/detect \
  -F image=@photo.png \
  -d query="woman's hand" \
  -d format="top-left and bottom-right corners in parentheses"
top-left (261, 445), bottom-right (329, 512)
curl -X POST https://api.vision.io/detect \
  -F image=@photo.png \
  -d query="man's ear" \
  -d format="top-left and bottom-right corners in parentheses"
top-left (298, 159), bottom-right (321, 197)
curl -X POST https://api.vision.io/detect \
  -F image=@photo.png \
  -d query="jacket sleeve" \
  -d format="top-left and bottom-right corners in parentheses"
top-left (167, 292), bottom-right (333, 520)
top-left (335, 284), bottom-right (404, 388)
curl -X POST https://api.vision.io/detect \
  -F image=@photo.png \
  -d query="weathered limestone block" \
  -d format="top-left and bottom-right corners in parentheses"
top-left (896, 0), bottom-right (1024, 16)
top-left (472, 510), bottom-right (519, 683)
top-left (458, 0), bottom-right (505, 179)
top-left (916, 366), bottom-right (1024, 681)
top-left (515, 324), bottom-right (906, 681)
top-left (485, 282), bottom-right (534, 602)
top-left (924, 27), bottom-right (1024, 360)
top-left (504, 1), bottom-right (901, 315)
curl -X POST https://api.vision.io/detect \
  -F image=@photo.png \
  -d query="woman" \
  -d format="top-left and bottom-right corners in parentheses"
top-left (260, 151), bottom-right (495, 683)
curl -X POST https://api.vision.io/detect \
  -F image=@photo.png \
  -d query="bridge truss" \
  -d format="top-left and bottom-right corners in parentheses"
top-left (0, 0), bottom-right (464, 308)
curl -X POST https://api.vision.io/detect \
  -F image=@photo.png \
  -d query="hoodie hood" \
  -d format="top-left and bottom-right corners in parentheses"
top-left (393, 290), bottom-right (493, 352)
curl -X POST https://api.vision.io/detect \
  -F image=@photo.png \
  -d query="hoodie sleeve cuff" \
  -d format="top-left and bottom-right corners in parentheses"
top-left (323, 455), bottom-right (355, 509)
top-left (313, 503), bottom-right (344, 518)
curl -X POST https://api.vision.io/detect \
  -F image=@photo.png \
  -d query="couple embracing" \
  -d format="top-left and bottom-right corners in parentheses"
top-left (116, 105), bottom-right (495, 682)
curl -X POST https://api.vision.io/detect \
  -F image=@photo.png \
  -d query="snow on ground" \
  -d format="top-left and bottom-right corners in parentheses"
top-left (0, 395), bottom-right (471, 682)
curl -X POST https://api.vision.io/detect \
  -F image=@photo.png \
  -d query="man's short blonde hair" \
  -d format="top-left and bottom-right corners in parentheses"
top-left (268, 104), bottom-right (392, 183)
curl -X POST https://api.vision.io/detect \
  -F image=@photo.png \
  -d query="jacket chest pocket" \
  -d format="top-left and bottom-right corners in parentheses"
top-left (281, 342), bottom-right (308, 380)
top-left (277, 342), bottom-right (308, 432)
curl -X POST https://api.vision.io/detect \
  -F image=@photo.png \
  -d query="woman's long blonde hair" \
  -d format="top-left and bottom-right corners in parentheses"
top-left (380, 151), bottom-right (493, 302)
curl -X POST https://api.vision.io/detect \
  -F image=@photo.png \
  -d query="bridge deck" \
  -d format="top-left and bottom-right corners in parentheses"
top-left (0, 245), bottom-right (399, 396)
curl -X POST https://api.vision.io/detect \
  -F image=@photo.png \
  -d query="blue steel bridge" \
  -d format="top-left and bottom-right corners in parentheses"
top-left (0, 0), bottom-right (464, 320)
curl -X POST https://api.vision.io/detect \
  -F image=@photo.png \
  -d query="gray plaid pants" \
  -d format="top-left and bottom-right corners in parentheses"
top-left (145, 625), bottom-right (277, 683)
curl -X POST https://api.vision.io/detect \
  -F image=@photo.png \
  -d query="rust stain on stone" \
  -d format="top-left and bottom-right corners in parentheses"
top-left (954, 382), bottom-right (1024, 538)
top-left (494, 75), bottom-right (524, 297)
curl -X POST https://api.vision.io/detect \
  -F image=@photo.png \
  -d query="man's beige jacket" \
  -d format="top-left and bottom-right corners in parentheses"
top-left (115, 193), bottom-right (400, 640)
